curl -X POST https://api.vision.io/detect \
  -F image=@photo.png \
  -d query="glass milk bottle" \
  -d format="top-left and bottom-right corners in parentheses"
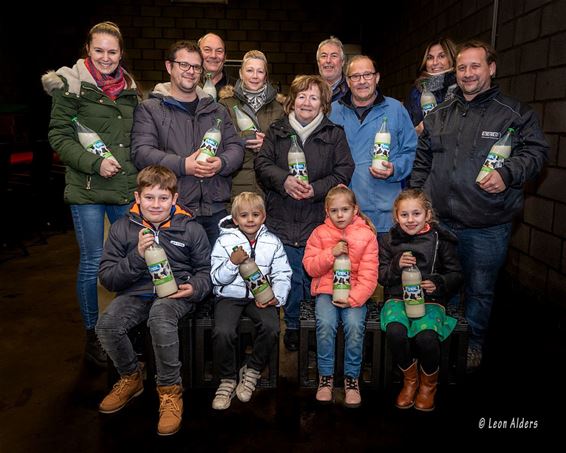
top-left (476, 128), bottom-right (514, 183)
top-left (202, 72), bottom-right (217, 100)
top-left (372, 116), bottom-right (391, 171)
top-left (72, 117), bottom-right (118, 163)
top-left (401, 252), bottom-right (425, 318)
top-left (234, 246), bottom-right (275, 305)
top-left (332, 248), bottom-right (351, 303)
top-left (420, 82), bottom-right (437, 117)
top-left (287, 134), bottom-right (309, 182)
top-left (233, 105), bottom-right (258, 138)
top-left (144, 230), bottom-right (178, 298)
top-left (196, 118), bottom-right (222, 162)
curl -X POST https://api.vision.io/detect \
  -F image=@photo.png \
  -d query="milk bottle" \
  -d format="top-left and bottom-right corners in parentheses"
top-left (476, 128), bottom-right (514, 183)
top-left (372, 116), bottom-right (391, 171)
top-left (420, 82), bottom-right (437, 117)
top-left (233, 105), bottom-right (258, 138)
top-left (287, 134), bottom-right (308, 182)
top-left (333, 250), bottom-right (351, 303)
top-left (196, 118), bottom-right (222, 162)
top-left (202, 73), bottom-right (217, 100)
top-left (144, 230), bottom-right (178, 298)
top-left (234, 246), bottom-right (275, 305)
top-left (72, 117), bottom-right (118, 163)
top-left (401, 253), bottom-right (425, 318)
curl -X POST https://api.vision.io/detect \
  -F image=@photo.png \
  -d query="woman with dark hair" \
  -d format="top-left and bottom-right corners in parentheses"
top-left (255, 75), bottom-right (355, 351)
top-left (405, 38), bottom-right (457, 135)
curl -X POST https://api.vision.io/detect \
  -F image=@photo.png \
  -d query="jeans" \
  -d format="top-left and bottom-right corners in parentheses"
top-left (196, 209), bottom-right (227, 249)
top-left (213, 297), bottom-right (279, 379)
top-left (283, 245), bottom-right (311, 330)
top-left (96, 295), bottom-right (195, 386)
top-left (70, 203), bottom-right (130, 330)
top-left (315, 294), bottom-right (367, 378)
top-left (445, 222), bottom-right (512, 350)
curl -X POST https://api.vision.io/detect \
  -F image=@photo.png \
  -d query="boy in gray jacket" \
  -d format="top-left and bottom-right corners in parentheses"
top-left (96, 165), bottom-right (211, 436)
top-left (210, 192), bottom-right (291, 410)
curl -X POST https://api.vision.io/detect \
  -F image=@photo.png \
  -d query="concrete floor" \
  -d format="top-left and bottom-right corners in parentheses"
top-left (0, 229), bottom-right (559, 452)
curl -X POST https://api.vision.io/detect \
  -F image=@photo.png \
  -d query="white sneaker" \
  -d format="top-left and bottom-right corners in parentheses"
top-left (236, 365), bottom-right (261, 403)
top-left (212, 379), bottom-right (237, 410)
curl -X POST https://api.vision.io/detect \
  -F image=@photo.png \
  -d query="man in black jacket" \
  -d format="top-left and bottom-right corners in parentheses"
top-left (409, 40), bottom-right (548, 371)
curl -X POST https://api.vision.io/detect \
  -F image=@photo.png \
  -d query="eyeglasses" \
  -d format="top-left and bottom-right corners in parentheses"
top-left (347, 72), bottom-right (376, 82)
top-left (170, 61), bottom-right (203, 73)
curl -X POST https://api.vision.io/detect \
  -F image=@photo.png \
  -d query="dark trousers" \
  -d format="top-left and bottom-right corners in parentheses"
top-left (212, 297), bottom-right (279, 380)
top-left (386, 322), bottom-right (440, 374)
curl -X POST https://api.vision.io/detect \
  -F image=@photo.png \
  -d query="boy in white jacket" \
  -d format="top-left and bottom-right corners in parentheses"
top-left (210, 192), bottom-right (291, 410)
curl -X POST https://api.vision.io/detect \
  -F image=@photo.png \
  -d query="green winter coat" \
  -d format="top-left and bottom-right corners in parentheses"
top-left (219, 81), bottom-right (284, 199)
top-left (42, 59), bottom-right (139, 205)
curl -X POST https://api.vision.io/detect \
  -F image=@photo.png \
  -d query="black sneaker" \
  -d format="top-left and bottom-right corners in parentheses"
top-left (284, 329), bottom-right (299, 352)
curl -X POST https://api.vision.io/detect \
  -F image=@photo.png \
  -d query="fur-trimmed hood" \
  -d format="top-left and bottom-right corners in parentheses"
top-left (41, 59), bottom-right (137, 97)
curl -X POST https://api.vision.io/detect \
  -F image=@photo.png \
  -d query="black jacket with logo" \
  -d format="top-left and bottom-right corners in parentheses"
top-left (409, 85), bottom-right (548, 228)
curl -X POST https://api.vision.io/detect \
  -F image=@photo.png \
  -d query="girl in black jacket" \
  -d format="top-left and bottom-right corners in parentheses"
top-left (379, 189), bottom-right (462, 412)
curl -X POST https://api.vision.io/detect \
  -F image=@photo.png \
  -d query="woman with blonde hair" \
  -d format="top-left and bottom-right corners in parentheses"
top-left (219, 50), bottom-right (285, 197)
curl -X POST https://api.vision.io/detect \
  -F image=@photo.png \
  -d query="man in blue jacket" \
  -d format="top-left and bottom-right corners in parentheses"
top-left (329, 55), bottom-right (417, 238)
top-left (409, 40), bottom-right (548, 371)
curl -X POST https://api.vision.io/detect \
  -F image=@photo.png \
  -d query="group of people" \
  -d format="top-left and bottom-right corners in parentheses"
top-left (42, 21), bottom-right (548, 436)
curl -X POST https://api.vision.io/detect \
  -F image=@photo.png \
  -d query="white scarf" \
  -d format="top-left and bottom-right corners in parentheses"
top-left (288, 111), bottom-right (324, 144)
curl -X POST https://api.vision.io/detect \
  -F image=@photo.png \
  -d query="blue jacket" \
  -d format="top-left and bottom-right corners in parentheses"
top-left (329, 91), bottom-right (417, 233)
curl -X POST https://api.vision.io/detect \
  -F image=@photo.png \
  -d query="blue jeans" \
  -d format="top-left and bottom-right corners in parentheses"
top-left (283, 245), bottom-right (311, 330)
top-left (315, 294), bottom-right (367, 378)
top-left (70, 203), bottom-right (130, 330)
top-left (96, 295), bottom-right (195, 386)
top-left (445, 222), bottom-right (512, 350)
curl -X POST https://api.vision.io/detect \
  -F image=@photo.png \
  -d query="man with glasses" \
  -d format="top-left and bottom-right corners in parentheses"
top-left (198, 33), bottom-right (236, 91)
top-left (132, 40), bottom-right (244, 247)
top-left (329, 55), bottom-right (416, 239)
top-left (316, 36), bottom-right (348, 102)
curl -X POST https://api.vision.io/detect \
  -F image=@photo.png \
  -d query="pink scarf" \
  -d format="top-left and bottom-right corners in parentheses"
top-left (85, 57), bottom-right (126, 100)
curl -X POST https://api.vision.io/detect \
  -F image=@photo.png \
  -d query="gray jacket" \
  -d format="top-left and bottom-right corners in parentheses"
top-left (131, 83), bottom-right (244, 216)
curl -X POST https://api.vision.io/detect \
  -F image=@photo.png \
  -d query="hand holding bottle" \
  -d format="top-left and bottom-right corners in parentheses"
top-left (421, 280), bottom-right (436, 294)
top-left (256, 296), bottom-right (276, 309)
top-left (138, 228), bottom-right (156, 257)
top-left (230, 245), bottom-right (249, 265)
top-left (332, 240), bottom-right (348, 257)
top-left (99, 158), bottom-right (121, 178)
top-left (245, 132), bottom-right (265, 151)
top-left (369, 160), bottom-right (394, 179)
top-left (194, 154), bottom-right (222, 178)
top-left (284, 176), bottom-right (313, 200)
top-left (168, 283), bottom-right (195, 299)
top-left (477, 170), bottom-right (506, 194)
top-left (399, 251), bottom-right (417, 268)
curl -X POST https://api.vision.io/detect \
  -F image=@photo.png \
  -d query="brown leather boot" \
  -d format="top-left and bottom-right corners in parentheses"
top-left (156, 384), bottom-right (183, 436)
top-left (395, 360), bottom-right (419, 409)
top-left (414, 367), bottom-right (439, 412)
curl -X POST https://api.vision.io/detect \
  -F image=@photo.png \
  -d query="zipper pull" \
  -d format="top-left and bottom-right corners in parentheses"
top-left (86, 176), bottom-right (91, 190)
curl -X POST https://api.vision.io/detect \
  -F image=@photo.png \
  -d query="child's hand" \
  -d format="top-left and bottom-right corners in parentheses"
top-left (332, 299), bottom-right (350, 308)
top-left (230, 246), bottom-right (249, 265)
top-left (138, 229), bottom-right (156, 257)
top-left (332, 240), bottom-right (348, 257)
top-left (169, 283), bottom-right (194, 299)
top-left (399, 251), bottom-right (416, 268)
top-left (256, 297), bottom-right (276, 308)
top-left (421, 280), bottom-right (436, 294)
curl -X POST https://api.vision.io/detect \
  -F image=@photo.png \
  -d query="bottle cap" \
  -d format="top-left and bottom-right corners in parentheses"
top-left (143, 228), bottom-right (152, 235)
top-left (507, 128), bottom-right (515, 133)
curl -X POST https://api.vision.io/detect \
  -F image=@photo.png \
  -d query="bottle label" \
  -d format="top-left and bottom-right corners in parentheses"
top-left (199, 136), bottom-right (220, 158)
top-left (289, 162), bottom-right (309, 181)
top-left (333, 269), bottom-right (351, 290)
top-left (87, 139), bottom-right (114, 159)
top-left (402, 283), bottom-right (424, 305)
top-left (244, 269), bottom-right (270, 296)
top-left (421, 102), bottom-right (436, 116)
top-left (480, 151), bottom-right (506, 173)
top-left (147, 260), bottom-right (174, 286)
top-left (372, 142), bottom-right (390, 162)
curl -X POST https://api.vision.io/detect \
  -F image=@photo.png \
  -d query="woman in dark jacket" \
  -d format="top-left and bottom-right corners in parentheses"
top-left (255, 75), bottom-right (355, 351)
top-left (404, 38), bottom-right (457, 135)
top-left (41, 21), bottom-right (140, 367)
top-left (219, 50), bottom-right (285, 198)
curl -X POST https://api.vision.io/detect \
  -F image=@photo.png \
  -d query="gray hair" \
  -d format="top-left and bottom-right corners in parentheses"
top-left (316, 36), bottom-right (345, 62)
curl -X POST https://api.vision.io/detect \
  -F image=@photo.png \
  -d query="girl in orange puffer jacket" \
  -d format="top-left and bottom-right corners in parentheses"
top-left (303, 185), bottom-right (378, 408)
